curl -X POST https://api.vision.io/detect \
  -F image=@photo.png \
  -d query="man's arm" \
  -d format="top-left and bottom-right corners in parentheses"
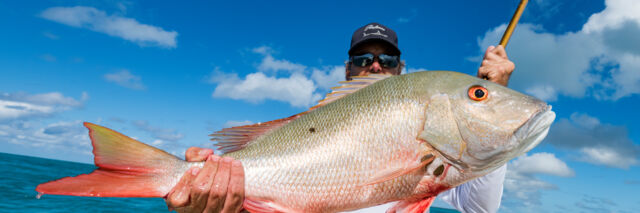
top-left (165, 147), bottom-right (245, 213)
top-left (438, 45), bottom-right (514, 213)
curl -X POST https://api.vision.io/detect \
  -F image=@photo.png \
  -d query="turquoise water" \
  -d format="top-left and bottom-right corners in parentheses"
top-left (0, 152), bottom-right (458, 213)
top-left (0, 152), bottom-right (167, 213)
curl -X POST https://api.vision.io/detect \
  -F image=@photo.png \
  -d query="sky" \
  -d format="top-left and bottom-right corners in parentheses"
top-left (1, 0), bottom-right (639, 212)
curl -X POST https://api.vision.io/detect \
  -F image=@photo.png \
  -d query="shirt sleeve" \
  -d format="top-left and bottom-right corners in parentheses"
top-left (438, 164), bottom-right (507, 213)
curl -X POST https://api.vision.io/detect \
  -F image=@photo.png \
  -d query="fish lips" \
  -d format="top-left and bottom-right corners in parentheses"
top-left (513, 105), bottom-right (556, 155)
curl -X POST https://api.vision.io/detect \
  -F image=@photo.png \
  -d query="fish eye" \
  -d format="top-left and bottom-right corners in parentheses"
top-left (468, 86), bottom-right (488, 101)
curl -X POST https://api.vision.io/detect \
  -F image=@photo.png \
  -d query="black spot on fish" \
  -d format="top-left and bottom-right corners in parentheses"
top-left (309, 127), bottom-right (315, 133)
top-left (433, 165), bottom-right (444, 176)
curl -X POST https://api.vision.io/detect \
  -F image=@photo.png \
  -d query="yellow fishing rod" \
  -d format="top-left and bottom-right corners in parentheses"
top-left (500, 0), bottom-right (529, 47)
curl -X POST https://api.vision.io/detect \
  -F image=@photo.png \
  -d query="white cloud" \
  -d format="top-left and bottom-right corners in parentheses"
top-left (579, 147), bottom-right (639, 169)
top-left (311, 66), bottom-right (345, 90)
top-left (251, 46), bottom-right (274, 55)
top-left (0, 91), bottom-right (85, 121)
top-left (43, 31), bottom-right (59, 40)
top-left (0, 120), bottom-right (90, 154)
top-left (526, 85), bottom-right (557, 102)
top-left (509, 153), bottom-right (575, 177)
top-left (257, 55), bottom-right (307, 74)
top-left (474, 0), bottom-right (640, 101)
top-left (41, 6), bottom-right (177, 48)
top-left (545, 113), bottom-right (639, 169)
top-left (211, 72), bottom-right (321, 107)
top-left (396, 9), bottom-right (417, 23)
top-left (104, 69), bottom-right (146, 90)
top-left (502, 152), bottom-right (573, 212)
top-left (209, 48), bottom-right (355, 108)
top-left (223, 120), bottom-right (253, 128)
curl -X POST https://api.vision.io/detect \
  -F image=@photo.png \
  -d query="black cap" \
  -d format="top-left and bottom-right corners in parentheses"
top-left (349, 22), bottom-right (400, 56)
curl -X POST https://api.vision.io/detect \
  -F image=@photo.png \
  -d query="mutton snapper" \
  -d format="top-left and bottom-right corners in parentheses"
top-left (37, 71), bottom-right (555, 213)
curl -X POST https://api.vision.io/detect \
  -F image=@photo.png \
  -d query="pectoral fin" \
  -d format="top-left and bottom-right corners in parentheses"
top-left (359, 154), bottom-right (434, 187)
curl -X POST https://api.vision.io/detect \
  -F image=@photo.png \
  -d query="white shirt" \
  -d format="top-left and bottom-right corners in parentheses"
top-left (439, 164), bottom-right (507, 213)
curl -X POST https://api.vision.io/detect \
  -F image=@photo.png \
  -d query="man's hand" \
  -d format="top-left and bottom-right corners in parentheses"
top-left (477, 45), bottom-right (515, 86)
top-left (165, 147), bottom-right (245, 213)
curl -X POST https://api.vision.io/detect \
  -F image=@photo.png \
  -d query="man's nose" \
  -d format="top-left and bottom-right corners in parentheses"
top-left (369, 60), bottom-right (382, 73)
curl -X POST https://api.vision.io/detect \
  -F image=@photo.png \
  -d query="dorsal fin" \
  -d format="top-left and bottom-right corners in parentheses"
top-left (309, 74), bottom-right (391, 110)
top-left (210, 114), bottom-right (302, 154)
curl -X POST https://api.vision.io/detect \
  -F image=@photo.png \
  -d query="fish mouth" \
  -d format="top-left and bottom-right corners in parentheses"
top-left (512, 105), bottom-right (556, 156)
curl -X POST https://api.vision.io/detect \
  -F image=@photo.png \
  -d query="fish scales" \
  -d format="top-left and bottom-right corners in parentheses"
top-left (221, 74), bottom-right (439, 212)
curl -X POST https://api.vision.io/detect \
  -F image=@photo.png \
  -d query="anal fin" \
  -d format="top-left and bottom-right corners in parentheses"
top-left (386, 197), bottom-right (436, 213)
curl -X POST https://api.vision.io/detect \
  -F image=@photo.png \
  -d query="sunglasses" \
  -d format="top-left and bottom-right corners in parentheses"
top-left (350, 53), bottom-right (399, 68)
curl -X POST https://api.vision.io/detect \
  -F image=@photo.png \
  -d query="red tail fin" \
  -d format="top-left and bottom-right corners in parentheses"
top-left (36, 122), bottom-right (184, 197)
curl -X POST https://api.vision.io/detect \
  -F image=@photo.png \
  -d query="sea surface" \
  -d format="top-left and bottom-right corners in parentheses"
top-left (0, 152), bottom-right (458, 213)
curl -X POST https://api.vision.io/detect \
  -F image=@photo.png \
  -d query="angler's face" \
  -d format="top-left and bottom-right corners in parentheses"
top-left (346, 42), bottom-right (402, 80)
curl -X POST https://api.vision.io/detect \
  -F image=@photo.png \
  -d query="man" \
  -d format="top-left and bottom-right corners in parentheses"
top-left (166, 22), bottom-right (515, 213)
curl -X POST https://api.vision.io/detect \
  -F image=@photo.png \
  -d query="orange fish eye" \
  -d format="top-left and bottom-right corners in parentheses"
top-left (468, 86), bottom-right (488, 101)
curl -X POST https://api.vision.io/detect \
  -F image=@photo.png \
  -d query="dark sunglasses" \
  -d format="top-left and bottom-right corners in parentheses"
top-left (350, 53), bottom-right (399, 68)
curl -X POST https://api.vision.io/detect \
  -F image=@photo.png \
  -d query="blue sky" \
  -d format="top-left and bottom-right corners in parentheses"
top-left (1, 0), bottom-right (639, 212)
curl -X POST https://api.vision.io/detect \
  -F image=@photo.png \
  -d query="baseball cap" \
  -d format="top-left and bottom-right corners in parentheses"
top-left (348, 22), bottom-right (400, 56)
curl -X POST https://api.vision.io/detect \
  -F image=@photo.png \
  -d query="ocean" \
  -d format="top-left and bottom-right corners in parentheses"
top-left (0, 152), bottom-right (459, 213)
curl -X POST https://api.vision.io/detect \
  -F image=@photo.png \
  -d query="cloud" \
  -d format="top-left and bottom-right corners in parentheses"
top-left (208, 48), bottom-right (353, 108)
top-left (43, 31), bottom-right (59, 40)
top-left (311, 66), bottom-right (345, 90)
top-left (0, 91), bottom-right (86, 121)
top-left (257, 55), bottom-right (307, 73)
top-left (545, 112), bottom-right (639, 169)
top-left (574, 195), bottom-right (617, 213)
top-left (251, 46), bottom-right (275, 55)
top-left (474, 0), bottom-right (640, 101)
top-left (502, 152), bottom-right (574, 212)
top-left (131, 120), bottom-right (184, 142)
top-left (509, 152), bottom-right (575, 177)
top-left (41, 6), bottom-right (177, 48)
top-left (0, 120), bottom-right (91, 154)
top-left (104, 69), bottom-right (146, 90)
top-left (397, 9), bottom-right (418, 23)
top-left (223, 120), bottom-right (253, 128)
top-left (211, 71), bottom-right (321, 107)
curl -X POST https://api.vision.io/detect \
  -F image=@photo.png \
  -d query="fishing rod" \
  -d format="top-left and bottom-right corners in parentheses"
top-left (500, 0), bottom-right (529, 47)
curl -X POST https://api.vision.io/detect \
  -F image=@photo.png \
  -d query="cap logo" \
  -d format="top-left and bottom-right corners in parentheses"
top-left (362, 24), bottom-right (388, 38)
top-left (364, 24), bottom-right (386, 32)
top-left (363, 31), bottom-right (388, 38)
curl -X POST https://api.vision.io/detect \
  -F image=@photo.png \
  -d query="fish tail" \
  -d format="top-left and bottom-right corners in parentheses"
top-left (36, 122), bottom-right (184, 197)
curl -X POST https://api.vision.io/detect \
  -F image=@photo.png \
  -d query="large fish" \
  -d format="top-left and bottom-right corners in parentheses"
top-left (37, 71), bottom-right (555, 213)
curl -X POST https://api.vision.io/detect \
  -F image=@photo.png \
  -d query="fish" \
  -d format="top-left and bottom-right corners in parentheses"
top-left (36, 71), bottom-right (555, 213)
